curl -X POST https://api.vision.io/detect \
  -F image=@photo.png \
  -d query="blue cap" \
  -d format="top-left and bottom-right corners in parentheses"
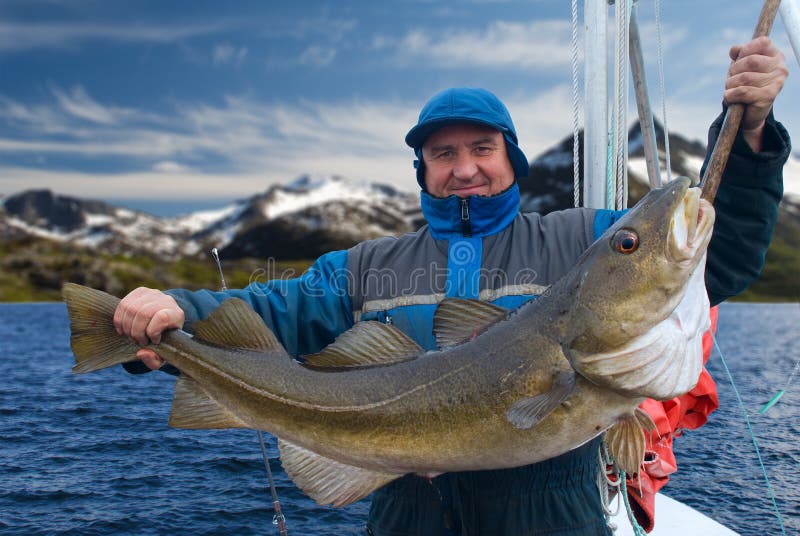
top-left (405, 87), bottom-right (529, 189)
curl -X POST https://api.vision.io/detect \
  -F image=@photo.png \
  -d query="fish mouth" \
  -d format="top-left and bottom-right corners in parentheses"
top-left (667, 187), bottom-right (715, 264)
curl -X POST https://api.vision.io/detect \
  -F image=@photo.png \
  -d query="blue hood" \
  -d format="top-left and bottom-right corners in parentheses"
top-left (406, 87), bottom-right (529, 190)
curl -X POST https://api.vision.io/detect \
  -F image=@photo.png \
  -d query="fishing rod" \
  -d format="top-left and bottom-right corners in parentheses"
top-left (700, 0), bottom-right (781, 203)
top-left (210, 248), bottom-right (289, 536)
top-left (699, 2), bottom-right (789, 532)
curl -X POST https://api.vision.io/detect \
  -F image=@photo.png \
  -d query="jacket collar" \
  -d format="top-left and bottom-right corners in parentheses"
top-left (421, 182), bottom-right (520, 240)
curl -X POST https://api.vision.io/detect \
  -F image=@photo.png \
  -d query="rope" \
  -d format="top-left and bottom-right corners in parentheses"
top-left (711, 333), bottom-right (787, 535)
top-left (654, 0), bottom-right (672, 182)
top-left (614, 0), bottom-right (631, 209)
top-left (571, 0), bottom-right (581, 208)
top-left (619, 470), bottom-right (648, 536)
top-left (597, 440), bottom-right (621, 533)
top-left (598, 440), bottom-right (648, 535)
top-left (607, 124), bottom-right (616, 209)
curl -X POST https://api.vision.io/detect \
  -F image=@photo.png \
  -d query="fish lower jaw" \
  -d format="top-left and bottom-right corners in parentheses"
top-left (667, 224), bottom-right (712, 265)
top-left (691, 198), bottom-right (715, 245)
top-left (666, 243), bottom-right (704, 266)
top-left (668, 191), bottom-right (714, 263)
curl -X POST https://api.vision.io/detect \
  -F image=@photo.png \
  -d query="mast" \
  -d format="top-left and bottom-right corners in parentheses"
top-left (583, 0), bottom-right (609, 209)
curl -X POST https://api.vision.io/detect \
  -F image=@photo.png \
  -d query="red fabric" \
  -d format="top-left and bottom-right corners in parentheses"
top-left (624, 306), bottom-right (720, 532)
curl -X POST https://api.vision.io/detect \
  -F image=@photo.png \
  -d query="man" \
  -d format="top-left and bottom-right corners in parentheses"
top-left (116, 37), bottom-right (789, 535)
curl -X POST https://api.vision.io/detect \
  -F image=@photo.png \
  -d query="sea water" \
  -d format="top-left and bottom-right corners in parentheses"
top-left (0, 302), bottom-right (797, 535)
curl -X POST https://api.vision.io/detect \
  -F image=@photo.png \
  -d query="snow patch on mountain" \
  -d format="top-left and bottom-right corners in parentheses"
top-left (172, 203), bottom-right (244, 234)
top-left (0, 175), bottom-right (421, 260)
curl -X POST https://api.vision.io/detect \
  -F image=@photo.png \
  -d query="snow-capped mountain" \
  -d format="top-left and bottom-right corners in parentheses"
top-left (0, 175), bottom-right (422, 260)
top-left (521, 121), bottom-right (709, 213)
top-left (520, 120), bottom-right (800, 214)
top-left (2, 126), bottom-right (798, 264)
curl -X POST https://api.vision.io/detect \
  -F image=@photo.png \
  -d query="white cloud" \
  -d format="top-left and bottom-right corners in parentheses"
top-left (0, 86), bottom-right (174, 147)
top-left (260, 16), bottom-right (357, 43)
top-left (0, 95), bottom-right (70, 135)
top-left (0, 74), bottom-right (777, 202)
top-left (505, 86), bottom-right (576, 158)
top-left (0, 20), bottom-right (239, 52)
top-left (50, 85), bottom-right (133, 125)
top-left (212, 43), bottom-right (248, 66)
top-left (152, 161), bottom-right (192, 173)
top-left (677, 27), bottom-right (750, 71)
top-left (633, 22), bottom-right (689, 57)
top-left (298, 45), bottom-right (337, 67)
top-left (395, 20), bottom-right (574, 69)
top-left (0, 94), bottom-right (698, 204)
top-left (660, 96), bottom-right (721, 146)
top-left (0, 84), bottom-right (654, 200)
top-left (0, 89), bottom-right (422, 197)
top-left (0, 166), bottom-right (269, 200)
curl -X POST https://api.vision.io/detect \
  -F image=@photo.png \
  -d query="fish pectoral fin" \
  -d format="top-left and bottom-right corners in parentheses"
top-left (505, 370), bottom-right (576, 429)
top-left (192, 298), bottom-right (285, 354)
top-left (168, 375), bottom-right (250, 429)
top-left (279, 439), bottom-right (402, 507)
top-left (303, 321), bottom-right (422, 369)
top-left (605, 408), bottom-right (656, 475)
top-left (433, 298), bottom-right (509, 348)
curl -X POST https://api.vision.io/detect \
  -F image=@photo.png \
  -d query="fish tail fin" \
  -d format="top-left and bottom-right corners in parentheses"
top-left (62, 283), bottom-right (141, 373)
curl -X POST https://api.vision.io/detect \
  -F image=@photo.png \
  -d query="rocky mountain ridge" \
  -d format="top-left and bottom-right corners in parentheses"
top-left (0, 175), bottom-right (423, 261)
top-left (1, 124), bottom-right (798, 301)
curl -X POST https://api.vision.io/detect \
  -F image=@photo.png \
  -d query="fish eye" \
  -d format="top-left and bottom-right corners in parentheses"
top-left (611, 229), bottom-right (639, 254)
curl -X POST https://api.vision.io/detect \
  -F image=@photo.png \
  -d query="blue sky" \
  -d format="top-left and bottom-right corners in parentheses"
top-left (1, 0), bottom-right (798, 215)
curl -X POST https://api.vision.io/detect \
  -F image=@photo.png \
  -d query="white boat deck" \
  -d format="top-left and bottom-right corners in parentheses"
top-left (611, 493), bottom-right (738, 535)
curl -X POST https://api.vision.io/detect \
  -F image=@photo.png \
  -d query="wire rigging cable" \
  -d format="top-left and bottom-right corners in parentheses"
top-left (613, 0), bottom-right (631, 210)
top-left (571, 0), bottom-right (582, 208)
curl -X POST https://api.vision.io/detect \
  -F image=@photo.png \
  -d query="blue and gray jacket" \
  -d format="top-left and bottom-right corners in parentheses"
top-left (161, 112), bottom-right (788, 358)
top-left (132, 112), bottom-right (789, 536)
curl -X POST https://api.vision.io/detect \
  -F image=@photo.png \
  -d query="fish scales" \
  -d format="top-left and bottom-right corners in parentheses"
top-left (150, 322), bottom-right (559, 472)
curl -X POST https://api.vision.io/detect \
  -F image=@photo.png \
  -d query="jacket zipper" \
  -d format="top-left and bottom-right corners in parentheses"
top-left (460, 198), bottom-right (472, 237)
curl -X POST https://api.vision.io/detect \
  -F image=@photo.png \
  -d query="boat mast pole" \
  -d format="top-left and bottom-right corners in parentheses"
top-left (583, 0), bottom-right (609, 209)
top-left (629, 2), bottom-right (663, 188)
top-left (780, 0), bottom-right (800, 68)
top-left (700, 0), bottom-right (781, 203)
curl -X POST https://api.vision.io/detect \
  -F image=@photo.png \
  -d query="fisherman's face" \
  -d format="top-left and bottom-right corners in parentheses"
top-left (422, 123), bottom-right (515, 198)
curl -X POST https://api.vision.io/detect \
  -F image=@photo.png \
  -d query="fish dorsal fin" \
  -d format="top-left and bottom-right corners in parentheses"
top-left (433, 298), bottom-right (509, 348)
top-left (605, 408), bottom-right (657, 474)
top-left (303, 321), bottom-right (422, 369)
top-left (506, 370), bottom-right (576, 429)
top-left (192, 298), bottom-right (283, 352)
top-left (169, 375), bottom-right (250, 429)
top-left (278, 439), bottom-right (403, 507)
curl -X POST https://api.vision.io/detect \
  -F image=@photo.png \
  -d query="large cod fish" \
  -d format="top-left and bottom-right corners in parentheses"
top-left (63, 177), bottom-right (714, 507)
